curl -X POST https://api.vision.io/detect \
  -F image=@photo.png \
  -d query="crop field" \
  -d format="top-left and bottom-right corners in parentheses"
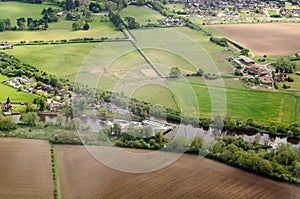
top-left (0, 138), bottom-right (54, 199)
top-left (212, 23), bottom-right (300, 56)
top-left (0, 74), bottom-right (35, 102)
top-left (56, 145), bottom-right (300, 199)
top-left (119, 5), bottom-right (164, 25)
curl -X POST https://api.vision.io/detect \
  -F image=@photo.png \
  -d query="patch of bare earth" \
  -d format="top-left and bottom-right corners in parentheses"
top-left (0, 138), bottom-right (54, 199)
top-left (56, 145), bottom-right (300, 199)
top-left (212, 23), bottom-right (300, 56)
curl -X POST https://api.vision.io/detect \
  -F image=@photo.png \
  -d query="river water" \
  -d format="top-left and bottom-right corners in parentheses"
top-left (11, 114), bottom-right (300, 148)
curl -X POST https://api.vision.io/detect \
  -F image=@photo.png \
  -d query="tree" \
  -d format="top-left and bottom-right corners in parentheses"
top-left (167, 136), bottom-right (188, 153)
top-left (188, 136), bottom-right (204, 154)
top-left (66, 0), bottom-right (74, 10)
top-left (240, 48), bottom-right (249, 56)
top-left (113, 122), bottom-right (123, 136)
top-left (17, 18), bottom-right (26, 30)
top-left (0, 21), bottom-right (5, 32)
top-left (56, 114), bottom-right (64, 126)
top-left (196, 68), bottom-right (204, 76)
top-left (169, 67), bottom-right (180, 78)
top-left (228, 118), bottom-right (236, 130)
top-left (66, 12), bottom-right (72, 20)
top-left (83, 22), bottom-right (89, 30)
top-left (136, 0), bottom-right (145, 6)
top-left (39, 98), bottom-right (46, 111)
top-left (3, 18), bottom-right (11, 30)
top-left (6, 97), bottom-right (10, 105)
top-left (26, 102), bottom-right (35, 112)
top-left (20, 112), bottom-right (39, 126)
top-left (72, 21), bottom-right (80, 30)
top-left (273, 57), bottom-right (295, 73)
top-left (0, 116), bottom-right (17, 131)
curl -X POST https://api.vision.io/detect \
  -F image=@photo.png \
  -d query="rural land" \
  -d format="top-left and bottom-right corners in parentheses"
top-left (0, 0), bottom-right (300, 198)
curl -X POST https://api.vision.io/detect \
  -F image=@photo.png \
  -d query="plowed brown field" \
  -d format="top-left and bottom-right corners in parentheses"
top-left (212, 23), bottom-right (300, 56)
top-left (0, 138), bottom-right (54, 199)
top-left (56, 145), bottom-right (300, 199)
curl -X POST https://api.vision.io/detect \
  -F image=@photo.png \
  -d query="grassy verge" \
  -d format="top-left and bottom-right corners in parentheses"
top-left (51, 144), bottom-right (61, 199)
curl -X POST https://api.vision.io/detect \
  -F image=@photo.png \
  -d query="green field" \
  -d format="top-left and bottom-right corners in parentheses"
top-left (133, 83), bottom-right (179, 110)
top-left (165, 3), bottom-right (186, 13)
top-left (0, 2), bottom-right (120, 42)
top-left (0, 74), bottom-right (35, 102)
top-left (143, 48), bottom-right (196, 73)
top-left (7, 43), bottom-right (100, 81)
top-left (119, 5), bottom-right (164, 25)
top-left (5, 23), bottom-right (300, 123)
top-left (0, 21), bottom-right (119, 42)
top-left (0, 2), bottom-right (60, 26)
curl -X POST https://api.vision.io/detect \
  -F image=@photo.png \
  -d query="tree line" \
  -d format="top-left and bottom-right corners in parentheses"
top-left (0, 7), bottom-right (58, 32)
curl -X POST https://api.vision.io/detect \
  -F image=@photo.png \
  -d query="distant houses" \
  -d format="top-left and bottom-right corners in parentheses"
top-left (0, 44), bottom-right (13, 50)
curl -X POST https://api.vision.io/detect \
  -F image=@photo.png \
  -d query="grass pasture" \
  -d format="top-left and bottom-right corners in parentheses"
top-left (0, 21), bottom-right (119, 43)
top-left (133, 83), bottom-right (179, 111)
top-left (0, 2), bottom-right (120, 42)
top-left (165, 3), bottom-right (186, 12)
top-left (143, 48), bottom-right (196, 73)
top-left (6, 44), bottom-right (99, 81)
top-left (119, 5), bottom-right (164, 26)
top-left (0, 74), bottom-right (35, 102)
top-left (0, 2), bottom-right (59, 27)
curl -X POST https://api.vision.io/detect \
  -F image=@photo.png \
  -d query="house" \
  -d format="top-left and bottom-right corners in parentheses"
top-left (47, 99), bottom-right (64, 112)
top-left (0, 44), bottom-right (13, 50)
top-left (239, 55), bottom-right (255, 66)
top-left (274, 73), bottom-right (287, 82)
top-left (295, 52), bottom-right (300, 57)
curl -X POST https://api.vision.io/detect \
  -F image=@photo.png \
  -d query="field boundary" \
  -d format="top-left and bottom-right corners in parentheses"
top-left (124, 29), bottom-right (162, 77)
top-left (295, 95), bottom-right (300, 122)
top-left (51, 144), bottom-right (61, 199)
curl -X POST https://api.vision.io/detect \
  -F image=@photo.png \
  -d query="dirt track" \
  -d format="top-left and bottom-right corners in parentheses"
top-left (56, 145), bottom-right (300, 199)
top-left (212, 23), bottom-right (300, 56)
top-left (0, 138), bottom-right (54, 199)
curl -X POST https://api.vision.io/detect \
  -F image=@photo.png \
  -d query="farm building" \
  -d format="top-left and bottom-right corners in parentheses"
top-left (233, 59), bottom-right (241, 66)
top-left (258, 76), bottom-right (273, 85)
top-left (239, 55), bottom-right (255, 66)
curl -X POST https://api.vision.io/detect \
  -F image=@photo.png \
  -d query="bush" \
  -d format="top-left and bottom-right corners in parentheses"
top-left (0, 116), bottom-right (17, 131)
top-left (283, 84), bottom-right (290, 89)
